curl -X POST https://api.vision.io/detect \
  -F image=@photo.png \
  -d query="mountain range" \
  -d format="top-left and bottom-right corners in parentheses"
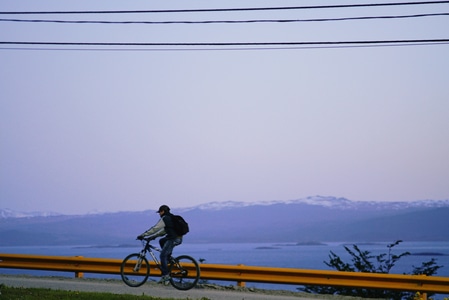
top-left (1, 196), bottom-right (449, 246)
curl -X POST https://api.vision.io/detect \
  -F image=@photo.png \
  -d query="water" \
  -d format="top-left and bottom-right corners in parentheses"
top-left (1, 241), bottom-right (449, 298)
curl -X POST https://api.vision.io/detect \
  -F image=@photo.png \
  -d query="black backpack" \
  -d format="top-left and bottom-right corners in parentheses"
top-left (171, 215), bottom-right (189, 236)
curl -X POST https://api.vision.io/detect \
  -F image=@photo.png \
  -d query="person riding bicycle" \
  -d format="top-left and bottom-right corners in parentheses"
top-left (137, 205), bottom-right (182, 284)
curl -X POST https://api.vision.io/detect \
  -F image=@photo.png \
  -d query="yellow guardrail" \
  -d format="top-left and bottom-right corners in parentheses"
top-left (1, 253), bottom-right (449, 295)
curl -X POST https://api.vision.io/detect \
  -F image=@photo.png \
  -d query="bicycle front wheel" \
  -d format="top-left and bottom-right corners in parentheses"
top-left (169, 255), bottom-right (200, 290)
top-left (120, 253), bottom-right (150, 287)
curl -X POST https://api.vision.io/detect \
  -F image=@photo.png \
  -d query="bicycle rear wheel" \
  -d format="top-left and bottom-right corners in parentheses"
top-left (120, 253), bottom-right (150, 287)
top-left (169, 255), bottom-right (200, 290)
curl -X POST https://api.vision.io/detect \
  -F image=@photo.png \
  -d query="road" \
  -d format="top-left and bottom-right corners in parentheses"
top-left (0, 274), bottom-right (329, 300)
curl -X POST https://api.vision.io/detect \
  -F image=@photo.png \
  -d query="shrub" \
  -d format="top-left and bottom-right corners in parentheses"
top-left (300, 240), bottom-right (443, 300)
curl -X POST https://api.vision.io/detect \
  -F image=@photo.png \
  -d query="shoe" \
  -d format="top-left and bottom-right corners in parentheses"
top-left (158, 274), bottom-right (170, 285)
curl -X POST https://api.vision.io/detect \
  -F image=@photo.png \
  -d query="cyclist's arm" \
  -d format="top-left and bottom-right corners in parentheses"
top-left (140, 218), bottom-right (166, 238)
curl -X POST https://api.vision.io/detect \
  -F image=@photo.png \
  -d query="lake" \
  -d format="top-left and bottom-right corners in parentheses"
top-left (1, 241), bottom-right (449, 298)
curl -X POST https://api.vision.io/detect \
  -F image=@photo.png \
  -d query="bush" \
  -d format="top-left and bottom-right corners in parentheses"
top-left (300, 240), bottom-right (443, 300)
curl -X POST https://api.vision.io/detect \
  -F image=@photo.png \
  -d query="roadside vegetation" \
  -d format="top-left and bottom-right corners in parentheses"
top-left (300, 240), bottom-right (444, 300)
top-left (0, 284), bottom-right (206, 300)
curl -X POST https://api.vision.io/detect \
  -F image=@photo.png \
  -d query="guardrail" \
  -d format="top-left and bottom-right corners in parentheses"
top-left (1, 253), bottom-right (449, 297)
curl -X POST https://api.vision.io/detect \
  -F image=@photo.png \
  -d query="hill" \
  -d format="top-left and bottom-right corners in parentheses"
top-left (1, 197), bottom-right (448, 246)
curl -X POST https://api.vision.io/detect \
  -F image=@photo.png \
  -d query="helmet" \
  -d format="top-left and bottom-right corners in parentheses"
top-left (157, 205), bottom-right (170, 213)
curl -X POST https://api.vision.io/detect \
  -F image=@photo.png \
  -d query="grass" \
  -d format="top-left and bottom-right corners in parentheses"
top-left (0, 284), bottom-right (188, 300)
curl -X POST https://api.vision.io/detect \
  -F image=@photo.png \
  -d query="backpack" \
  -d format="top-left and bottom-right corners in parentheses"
top-left (171, 215), bottom-right (189, 236)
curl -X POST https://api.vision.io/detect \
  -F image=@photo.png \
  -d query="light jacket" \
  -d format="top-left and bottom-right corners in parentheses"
top-left (142, 218), bottom-right (165, 238)
top-left (141, 213), bottom-right (178, 239)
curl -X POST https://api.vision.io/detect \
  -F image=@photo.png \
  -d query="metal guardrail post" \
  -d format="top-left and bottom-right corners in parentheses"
top-left (74, 256), bottom-right (84, 278)
top-left (236, 264), bottom-right (246, 287)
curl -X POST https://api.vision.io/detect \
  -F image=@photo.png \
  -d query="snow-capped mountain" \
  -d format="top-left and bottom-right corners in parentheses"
top-left (188, 196), bottom-right (352, 210)
top-left (2, 196), bottom-right (449, 218)
top-left (0, 208), bottom-right (61, 219)
top-left (186, 196), bottom-right (449, 211)
top-left (1, 196), bottom-right (449, 245)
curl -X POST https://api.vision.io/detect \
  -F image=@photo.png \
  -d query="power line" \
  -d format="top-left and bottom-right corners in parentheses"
top-left (1, 39), bottom-right (448, 47)
top-left (1, 1), bottom-right (449, 15)
top-left (2, 42), bottom-right (449, 51)
top-left (1, 12), bottom-right (448, 25)
top-left (1, 41), bottom-right (449, 52)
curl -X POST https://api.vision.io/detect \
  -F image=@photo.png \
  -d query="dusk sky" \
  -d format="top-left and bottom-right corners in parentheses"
top-left (1, 1), bottom-right (448, 215)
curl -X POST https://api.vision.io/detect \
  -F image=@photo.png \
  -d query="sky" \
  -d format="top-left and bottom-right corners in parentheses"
top-left (1, 0), bottom-right (449, 215)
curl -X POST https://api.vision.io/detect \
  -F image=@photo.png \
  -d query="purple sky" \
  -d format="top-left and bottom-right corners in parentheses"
top-left (1, 1), bottom-right (449, 214)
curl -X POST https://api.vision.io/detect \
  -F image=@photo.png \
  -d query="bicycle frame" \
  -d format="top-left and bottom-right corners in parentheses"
top-left (141, 240), bottom-right (162, 268)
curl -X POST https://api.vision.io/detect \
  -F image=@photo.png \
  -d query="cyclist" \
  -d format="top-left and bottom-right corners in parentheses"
top-left (137, 205), bottom-right (182, 284)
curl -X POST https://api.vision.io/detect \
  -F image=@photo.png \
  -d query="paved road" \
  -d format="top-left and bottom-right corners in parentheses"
top-left (0, 275), bottom-right (324, 300)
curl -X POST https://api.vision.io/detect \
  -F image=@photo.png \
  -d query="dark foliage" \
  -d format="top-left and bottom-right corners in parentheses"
top-left (300, 240), bottom-right (443, 300)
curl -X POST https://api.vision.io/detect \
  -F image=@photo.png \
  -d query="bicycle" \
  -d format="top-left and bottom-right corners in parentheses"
top-left (120, 237), bottom-right (200, 290)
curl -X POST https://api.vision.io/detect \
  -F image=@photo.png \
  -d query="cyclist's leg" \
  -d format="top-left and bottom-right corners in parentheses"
top-left (169, 237), bottom-right (182, 259)
top-left (174, 237), bottom-right (182, 247)
top-left (166, 237), bottom-right (182, 255)
top-left (159, 237), bottom-right (167, 249)
top-left (160, 239), bottom-right (175, 276)
top-left (161, 237), bottom-right (183, 275)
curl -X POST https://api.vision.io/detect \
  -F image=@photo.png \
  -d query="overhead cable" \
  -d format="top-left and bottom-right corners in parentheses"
top-left (1, 12), bottom-right (448, 25)
top-left (1, 41), bottom-right (449, 52)
top-left (1, 1), bottom-right (449, 15)
top-left (1, 39), bottom-right (449, 47)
